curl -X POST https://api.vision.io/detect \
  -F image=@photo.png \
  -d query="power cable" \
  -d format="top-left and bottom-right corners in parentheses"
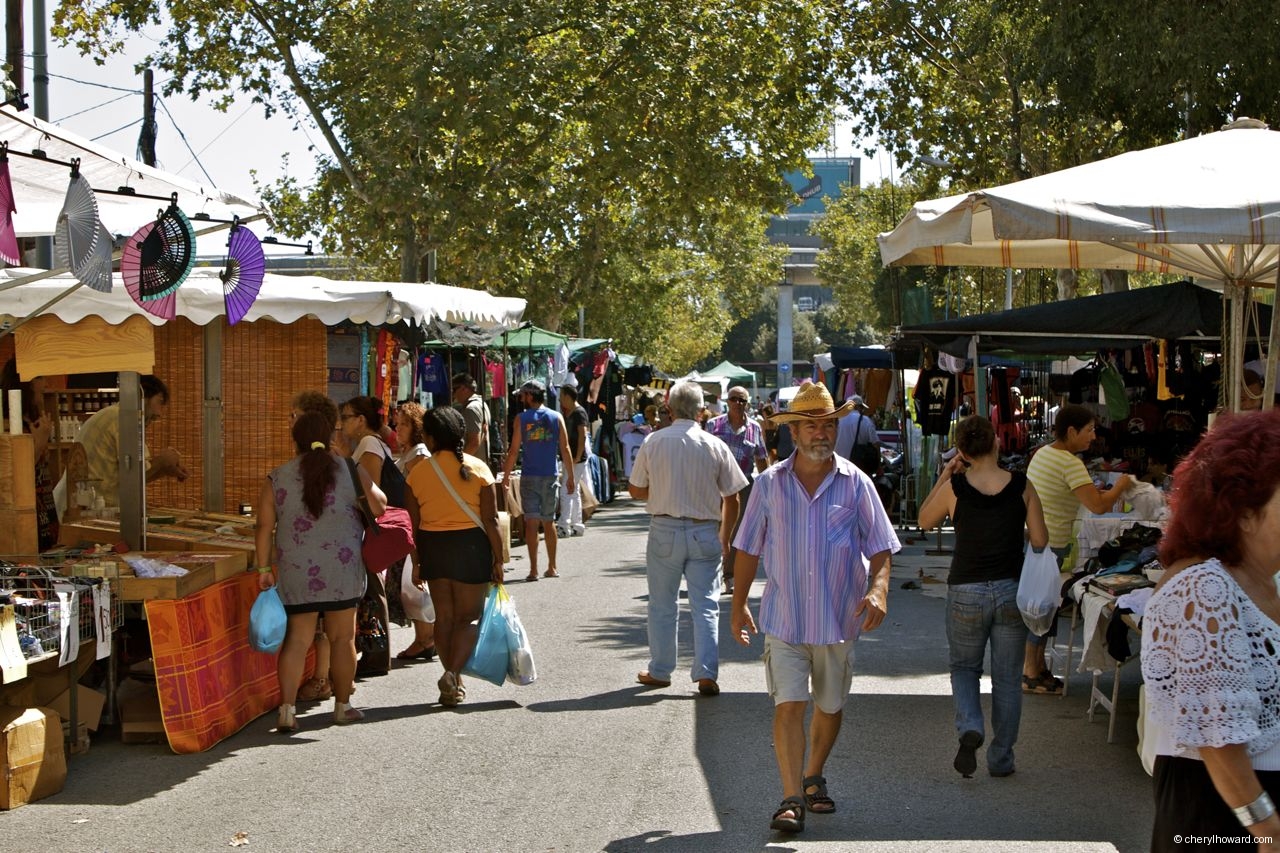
top-left (154, 97), bottom-right (216, 185)
top-left (90, 117), bottom-right (142, 142)
top-left (55, 91), bottom-right (136, 122)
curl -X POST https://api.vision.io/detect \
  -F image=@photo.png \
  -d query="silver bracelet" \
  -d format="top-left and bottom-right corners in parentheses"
top-left (1232, 791), bottom-right (1276, 827)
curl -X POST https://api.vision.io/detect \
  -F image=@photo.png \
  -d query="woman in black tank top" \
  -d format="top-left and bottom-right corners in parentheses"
top-left (919, 416), bottom-right (1048, 779)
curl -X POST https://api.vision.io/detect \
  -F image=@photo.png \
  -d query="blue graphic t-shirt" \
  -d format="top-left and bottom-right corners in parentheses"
top-left (519, 406), bottom-right (564, 476)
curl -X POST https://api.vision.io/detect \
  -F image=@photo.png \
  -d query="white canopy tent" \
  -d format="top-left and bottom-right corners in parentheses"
top-left (0, 105), bottom-right (264, 240)
top-left (0, 266), bottom-right (526, 331)
top-left (878, 120), bottom-right (1280, 411)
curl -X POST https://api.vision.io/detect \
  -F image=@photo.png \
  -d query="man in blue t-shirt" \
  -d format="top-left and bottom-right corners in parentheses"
top-left (503, 379), bottom-right (576, 581)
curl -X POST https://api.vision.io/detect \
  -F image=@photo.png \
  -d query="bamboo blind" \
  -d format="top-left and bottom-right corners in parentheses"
top-left (150, 318), bottom-right (328, 512)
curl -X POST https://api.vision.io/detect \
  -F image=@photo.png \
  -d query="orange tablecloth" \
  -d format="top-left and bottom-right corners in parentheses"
top-left (145, 572), bottom-right (310, 753)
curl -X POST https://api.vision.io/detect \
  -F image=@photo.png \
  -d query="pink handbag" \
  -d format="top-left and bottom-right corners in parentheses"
top-left (345, 459), bottom-right (415, 574)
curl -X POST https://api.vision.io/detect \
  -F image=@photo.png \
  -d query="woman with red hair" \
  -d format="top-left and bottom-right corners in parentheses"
top-left (1143, 409), bottom-right (1280, 851)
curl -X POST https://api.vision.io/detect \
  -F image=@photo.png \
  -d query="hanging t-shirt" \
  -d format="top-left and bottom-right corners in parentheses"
top-left (619, 431), bottom-right (648, 477)
top-left (913, 367), bottom-right (956, 436)
top-left (418, 354), bottom-right (450, 398)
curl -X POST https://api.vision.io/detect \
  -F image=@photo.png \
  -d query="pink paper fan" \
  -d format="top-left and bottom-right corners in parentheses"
top-left (121, 220), bottom-right (176, 320)
top-left (0, 159), bottom-right (19, 266)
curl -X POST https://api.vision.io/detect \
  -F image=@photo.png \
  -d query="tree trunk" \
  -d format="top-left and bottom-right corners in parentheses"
top-left (1055, 269), bottom-right (1078, 301)
top-left (1099, 269), bottom-right (1129, 293)
top-left (399, 216), bottom-right (418, 282)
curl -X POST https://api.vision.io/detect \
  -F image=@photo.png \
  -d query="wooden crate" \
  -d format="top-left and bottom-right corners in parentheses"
top-left (0, 436), bottom-right (36, 511)
top-left (111, 560), bottom-right (217, 602)
top-left (0, 510), bottom-right (37, 555)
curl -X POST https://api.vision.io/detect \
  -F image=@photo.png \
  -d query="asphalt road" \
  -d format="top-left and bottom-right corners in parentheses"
top-left (5, 496), bottom-right (1153, 853)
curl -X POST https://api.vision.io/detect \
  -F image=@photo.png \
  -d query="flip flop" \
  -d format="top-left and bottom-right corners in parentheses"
top-left (525, 573), bottom-right (539, 582)
top-left (544, 569), bottom-right (560, 578)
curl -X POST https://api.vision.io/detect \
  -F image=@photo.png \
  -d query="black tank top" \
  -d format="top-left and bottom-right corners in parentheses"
top-left (948, 471), bottom-right (1028, 585)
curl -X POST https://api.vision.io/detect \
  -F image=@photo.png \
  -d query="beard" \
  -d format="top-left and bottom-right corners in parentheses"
top-left (799, 441), bottom-right (833, 462)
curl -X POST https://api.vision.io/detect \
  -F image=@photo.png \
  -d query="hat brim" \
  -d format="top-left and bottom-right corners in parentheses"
top-left (769, 402), bottom-right (856, 424)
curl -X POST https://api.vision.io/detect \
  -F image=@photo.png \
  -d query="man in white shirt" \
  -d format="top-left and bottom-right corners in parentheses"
top-left (629, 380), bottom-right (748, 696)
top-left (834, 395), bottom-right (880, 475)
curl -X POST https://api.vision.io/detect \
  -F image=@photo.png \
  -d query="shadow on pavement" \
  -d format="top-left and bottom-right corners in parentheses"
top-left (525, 686), bottom-right (691, 713)
top-left (604, 829), bottom-right (797, 853)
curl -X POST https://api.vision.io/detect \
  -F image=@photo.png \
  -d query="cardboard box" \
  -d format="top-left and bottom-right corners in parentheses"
top-left (497, 511), bottom-right (511, 564)
top-left (47, 684), bottom-right (106, 732)
top-left (0, 707), bottom-right (67, 810)
top-left (116, 678), bottom-right (165, 744)
top-left (60, 720), bottom-right (89, 755)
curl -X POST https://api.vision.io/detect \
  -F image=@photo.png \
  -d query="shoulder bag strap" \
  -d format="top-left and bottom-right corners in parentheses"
top-left (345, 457), bottom-right (375, 528)
top-left (428, 455), bottom-right (484, 529)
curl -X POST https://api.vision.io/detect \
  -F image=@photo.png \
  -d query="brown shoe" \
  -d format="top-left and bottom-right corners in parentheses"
top-left (297, 677), bottom-right (332, 702)
top-left (697, 678), bottom-right (720, 696)
top-left (636, 672), bottom-right (671, 687)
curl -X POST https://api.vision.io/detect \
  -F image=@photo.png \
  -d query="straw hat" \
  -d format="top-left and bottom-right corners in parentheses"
top-left (770, 382), bottom-right (855, 423)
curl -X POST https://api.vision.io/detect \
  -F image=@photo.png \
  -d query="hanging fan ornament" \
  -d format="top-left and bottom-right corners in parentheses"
top-left (54, 164), bottom-right (114, 291)
top-left (220, 218), bottom-right (265, 325)
top-left (121, 196), bottom-right (197, 321)
top-left (0, 144), bottom-right (20, 266)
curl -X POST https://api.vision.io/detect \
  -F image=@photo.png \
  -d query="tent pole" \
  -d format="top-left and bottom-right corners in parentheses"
top-left (1229, 286), bottom-right (1246, 412)
top-left (1267, 269), bottom-right (1280, 411)
top-left (969, 335), bottom-right (983, 421)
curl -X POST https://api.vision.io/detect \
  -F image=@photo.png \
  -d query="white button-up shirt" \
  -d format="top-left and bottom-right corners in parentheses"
top-left (630, 420), bottom-right (748, 520)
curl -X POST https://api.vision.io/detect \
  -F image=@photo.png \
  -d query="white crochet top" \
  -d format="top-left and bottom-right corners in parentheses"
top-left (1141, 559), bottom-right (1280, 766)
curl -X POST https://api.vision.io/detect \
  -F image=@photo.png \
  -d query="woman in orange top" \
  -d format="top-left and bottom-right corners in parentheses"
top-left (404, 406), bottom-right (505, 707)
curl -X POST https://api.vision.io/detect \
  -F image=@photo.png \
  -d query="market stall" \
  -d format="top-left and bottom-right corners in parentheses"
top-left (878, 118), bottom-right (1280, 414)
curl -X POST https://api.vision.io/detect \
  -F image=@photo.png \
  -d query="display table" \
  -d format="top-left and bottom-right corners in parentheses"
top-left (1064, 580), bottom-right (1148, 743)
top-left (1072, 509), bottom-right (1162, 572)
top-left (144, 571), bottom-right (308, 754)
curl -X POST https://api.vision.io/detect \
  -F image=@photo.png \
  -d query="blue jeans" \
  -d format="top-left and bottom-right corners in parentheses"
top-left (645, 516), bottom-right (722, 682)
top-left (946, 579), bottom-right (1024, 775)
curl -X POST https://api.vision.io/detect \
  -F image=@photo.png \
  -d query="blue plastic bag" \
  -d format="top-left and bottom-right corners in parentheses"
top-left (463, 585), bottom-right (510, 687)
top-left (249, 586), bottom-right (287, 653)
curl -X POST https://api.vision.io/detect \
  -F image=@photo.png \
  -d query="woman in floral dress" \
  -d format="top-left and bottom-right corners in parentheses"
top-left (256, 411), bottom-right (386, 732)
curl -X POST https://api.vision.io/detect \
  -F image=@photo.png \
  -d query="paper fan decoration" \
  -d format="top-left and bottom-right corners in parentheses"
top-left (219, 221), bottom-right (265, 324)
top-left (121, 205), bottom-right (196, 320)
top-left (74, 223), bottom-right (116, 293)
top-left (0, 155), bottom-right (19, 266)
top-left (54, 172), bottom-right (116, 292)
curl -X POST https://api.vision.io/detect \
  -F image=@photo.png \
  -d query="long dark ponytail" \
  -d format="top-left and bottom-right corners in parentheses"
top-left (423, 406), bottom-right (471, 481)
top-left (293, 412), bottom-right (335, 518)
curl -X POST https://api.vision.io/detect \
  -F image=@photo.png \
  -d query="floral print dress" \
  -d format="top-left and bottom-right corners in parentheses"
top-left (268, 456), bottom-right (367, 611)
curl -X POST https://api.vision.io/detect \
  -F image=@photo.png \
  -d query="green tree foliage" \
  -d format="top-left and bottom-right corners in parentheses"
top-left (55, 0), bottom-right (853, 363)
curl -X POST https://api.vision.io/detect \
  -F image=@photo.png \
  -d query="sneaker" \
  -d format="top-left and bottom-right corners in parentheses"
top-left (571, 526), bottom-right (585, 536)
top-left (954, 730), bottom-right (983, 778)
top-left (555, 526), bottom-right (571, 538)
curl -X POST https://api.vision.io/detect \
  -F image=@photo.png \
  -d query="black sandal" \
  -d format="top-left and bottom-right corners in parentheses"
top-left (802, 775), bottom-right (836, 814)
top-left (770, 796), bottom-right (805, 833)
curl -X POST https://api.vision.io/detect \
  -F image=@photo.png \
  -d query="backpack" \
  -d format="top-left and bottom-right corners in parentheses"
top-left (851, 413), bottom-right (881, 475)
top-left (376, 444), bottom-right (407, 509)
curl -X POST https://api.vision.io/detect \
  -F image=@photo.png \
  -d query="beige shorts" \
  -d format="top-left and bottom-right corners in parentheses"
top-left (763, 634), bottom-right (857, 715)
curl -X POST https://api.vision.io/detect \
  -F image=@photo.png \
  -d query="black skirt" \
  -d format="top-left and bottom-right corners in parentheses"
top-left (416, 527), bottom-right (492, 585)
top-left (1152, 755), bottom-right (1280, 851)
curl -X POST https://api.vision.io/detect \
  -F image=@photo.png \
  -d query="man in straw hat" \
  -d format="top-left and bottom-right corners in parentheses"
top-left (730, 380), bottom-right (900, 834)
top-left (629, 379), bottom-right (749, 696)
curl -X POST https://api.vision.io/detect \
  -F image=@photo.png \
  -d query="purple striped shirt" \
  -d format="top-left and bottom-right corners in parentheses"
top-left (734, 454), bottom-right (901, 645)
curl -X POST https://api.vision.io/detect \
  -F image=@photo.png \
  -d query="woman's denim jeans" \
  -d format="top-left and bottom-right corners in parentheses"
top-left (946, 578), bottom-right (1024, 775)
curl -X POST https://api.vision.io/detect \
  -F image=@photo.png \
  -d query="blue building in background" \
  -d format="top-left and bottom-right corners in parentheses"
top-left (766, 157), bottom-right (859, 301)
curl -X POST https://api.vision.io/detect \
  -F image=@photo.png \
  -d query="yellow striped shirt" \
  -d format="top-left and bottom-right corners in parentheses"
top-left (1026, 445), bottom-right (1093, 548)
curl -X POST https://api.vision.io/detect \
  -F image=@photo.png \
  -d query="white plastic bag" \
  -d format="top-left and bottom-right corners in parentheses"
top-left (505, 594), bottom-right (536, 686)
top-left (400, 556), bottom-right (435, 623)
top-left (1017, 545), bottom-right (1062, 635)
